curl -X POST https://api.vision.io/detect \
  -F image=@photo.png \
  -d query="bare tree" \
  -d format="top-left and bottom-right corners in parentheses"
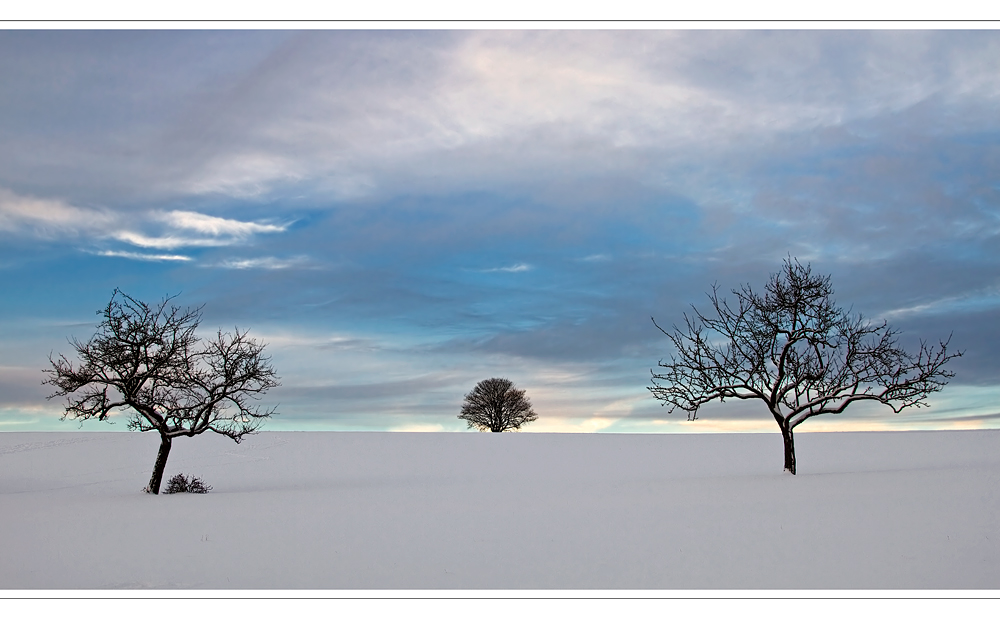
top-left (44, 290), bottom-right (280, 493)
top-left (459, 377), bottom-right (537, 432)
top-left (649, 259), bottom-right (961, 474)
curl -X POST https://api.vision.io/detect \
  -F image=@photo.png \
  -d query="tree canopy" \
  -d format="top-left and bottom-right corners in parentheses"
top-left (459, 377), bottom-right (537, 432)
top-left (45, 290), bottom-right (280, 493)
top-left (650, 259), bottom-right (961, 474)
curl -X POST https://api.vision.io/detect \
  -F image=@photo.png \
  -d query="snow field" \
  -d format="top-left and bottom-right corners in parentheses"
top-left (1, 430), bottom-right (998, 589)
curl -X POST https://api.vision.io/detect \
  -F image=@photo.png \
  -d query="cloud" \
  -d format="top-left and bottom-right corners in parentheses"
top-left (93, 250), bottom-right (193, 262)
top-left (0, 187), bottom-right (114, 237)
top-left (111, 210), bottom-right (290, 250)
top-left (177, 153), bottom-right (305, 198)
top-left (480, 263), bottom-right (533, 273)
top-left (0, 365), bottom-right (54, 408)
top-left (159, 210), bottom-right (288, 237)
top-left (110, 230), bottom-right (235, 250)
top-left (3, 31), bottom-right (999, 213)
top-left (0, 187), bottom-right (290, 261)
top-left (881, 288), bottom-right (1000, 320)
top-left (3, 31), bottom-right (1000, 432)
top-left (213, 256), bottom-right (309, 270)
top-left (389, 423), bottom-right (449, 432)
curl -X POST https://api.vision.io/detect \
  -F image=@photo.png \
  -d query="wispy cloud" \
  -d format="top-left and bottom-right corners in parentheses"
top-left (113, 210), bottom-right (290, 250)
top-left (213, 256), bottom-right (309, 270)
top-left (0, 188), bottom-right (290, 258)
top-left (92, 250), bottom-right (192, 262)
top-left (480, 263), bottom-right (533, 273)
top-left (881, 287), bottom-right (1000, 320)
top-left (110, 231), bottom-right (234, 250)
top-left (159, 210), bottom-right (288, 237)
top-left (0, 187), bottom-right (113, 237)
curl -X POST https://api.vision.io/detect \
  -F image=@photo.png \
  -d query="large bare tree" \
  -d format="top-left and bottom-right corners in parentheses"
top-left (44, 290), bottom-right (280, 493)
top-left (650, 259), bottom-right (961, 474)
top-left (459, 377), bottom-right (537, 432)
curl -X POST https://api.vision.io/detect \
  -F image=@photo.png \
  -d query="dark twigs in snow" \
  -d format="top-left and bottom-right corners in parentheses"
top-left (649, 258), bottom-right (962, 474)
top-left (44, 289), bottom-right (280, 494)
top-left (163, 473), bottom-right (212, 494)
top-left (459, 377), bottom-right (538, 432)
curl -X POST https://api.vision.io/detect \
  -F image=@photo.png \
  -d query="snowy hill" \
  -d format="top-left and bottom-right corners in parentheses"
top-left (1, 430), bottom-right (998, 589)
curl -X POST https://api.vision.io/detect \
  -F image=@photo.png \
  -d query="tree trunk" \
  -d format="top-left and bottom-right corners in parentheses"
top-left (780, 422), bottom-right (796, 475)
top-left (146, 434), bottom-right (172, 494)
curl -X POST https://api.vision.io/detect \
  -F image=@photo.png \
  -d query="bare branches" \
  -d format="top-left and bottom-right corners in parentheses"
top-left (159, 327), bottom-right (281, 442)
top-left (44, 290), bottom-right (200, 426)
top-left (459, 377), bottom-right (537, 432)
top-left (649, 258), bottom-right (963, 473)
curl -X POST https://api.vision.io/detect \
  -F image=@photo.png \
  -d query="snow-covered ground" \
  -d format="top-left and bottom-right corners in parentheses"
top-left (1, 430), bottom-right (998, 590)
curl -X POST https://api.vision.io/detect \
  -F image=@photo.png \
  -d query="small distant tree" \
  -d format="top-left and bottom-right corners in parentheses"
top-left (459, 377), bottom-right (537, 432)
top-left (650, 258), bottom-right (961, 474)
top-left (44, 290), bottom-right (280, 494)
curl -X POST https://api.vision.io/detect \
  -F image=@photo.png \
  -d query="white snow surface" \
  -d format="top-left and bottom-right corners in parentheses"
top-left (1, 430), bottom-right (998, 590)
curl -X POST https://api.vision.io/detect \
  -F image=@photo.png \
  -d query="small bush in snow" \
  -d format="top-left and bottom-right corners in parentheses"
top-left (163, 473), bottom-right (212, 494)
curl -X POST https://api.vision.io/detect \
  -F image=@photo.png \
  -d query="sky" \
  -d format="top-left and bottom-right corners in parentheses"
top-left (1, 29), bottom-right (999, 434)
